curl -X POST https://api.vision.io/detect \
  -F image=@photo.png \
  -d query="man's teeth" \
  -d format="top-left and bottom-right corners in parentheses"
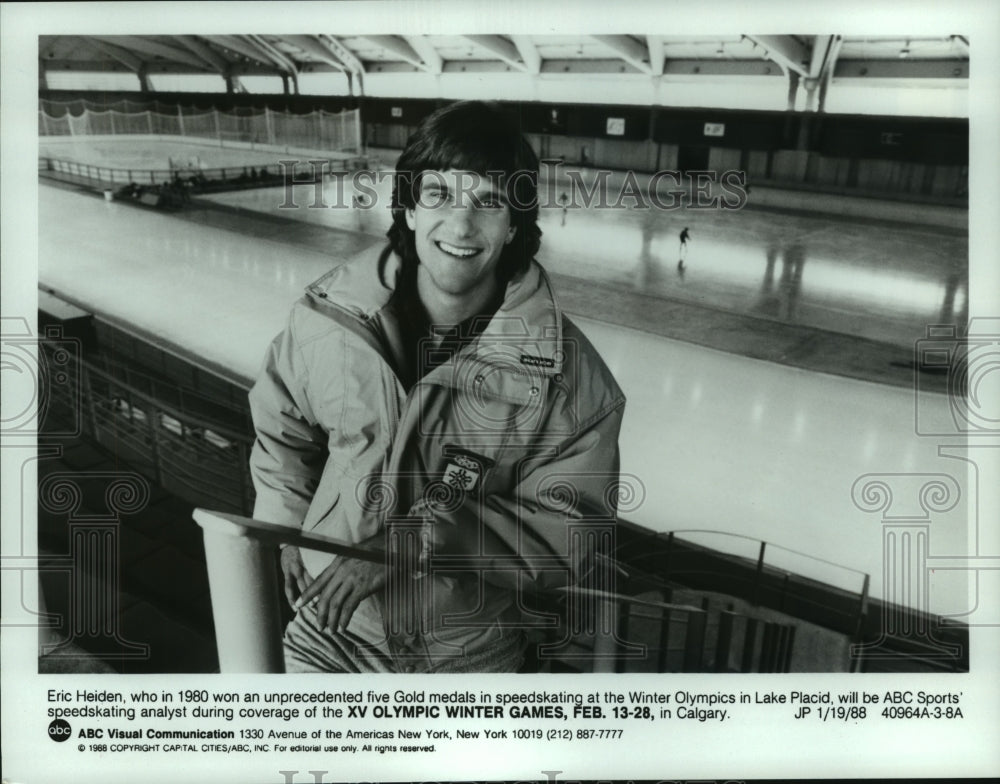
top-left (437, 241), bottom-right (479, 258)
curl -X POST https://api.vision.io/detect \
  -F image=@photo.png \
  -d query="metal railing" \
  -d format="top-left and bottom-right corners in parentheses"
top-left (616, 528), bottom-right (870, 638)
top-left (43, 343), bottom-right (255, 515)
top-left (40, 155), bottom-right (295, 189)
top-left (192, 509), bottom-right (800, 674)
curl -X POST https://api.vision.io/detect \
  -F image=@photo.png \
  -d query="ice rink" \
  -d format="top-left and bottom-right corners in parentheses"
top-left (202, 170), bottom-right (968, 350)
top-left (37, 182), bottom-right (974, 612)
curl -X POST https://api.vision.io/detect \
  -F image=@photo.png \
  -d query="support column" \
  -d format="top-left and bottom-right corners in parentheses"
top-left (786, 71), bottom-right (800, 111)
top-left (200, 527), bottom-right (285, 672)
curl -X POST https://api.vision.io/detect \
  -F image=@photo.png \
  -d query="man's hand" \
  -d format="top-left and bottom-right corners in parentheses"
top-left (280, 545), bottom-right (312, 608)
top-left (294, 546), bottom-right (387, 633)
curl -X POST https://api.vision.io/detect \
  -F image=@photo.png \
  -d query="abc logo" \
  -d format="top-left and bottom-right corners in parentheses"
top-left (48, 718), bottom-right (72, 742)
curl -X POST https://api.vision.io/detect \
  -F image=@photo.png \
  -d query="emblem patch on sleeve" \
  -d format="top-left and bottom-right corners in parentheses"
top-left (442, 446), bottom-right (495, 492)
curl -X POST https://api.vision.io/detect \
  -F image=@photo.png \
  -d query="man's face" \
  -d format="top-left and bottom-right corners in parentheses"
top-left (406, 169), bottom-right (515, 301)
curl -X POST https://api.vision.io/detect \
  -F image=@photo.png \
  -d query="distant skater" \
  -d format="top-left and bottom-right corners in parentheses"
top-left (678, 226), bottom-right (690, 270)
top-left (558, 191), bottom-right (569, 226)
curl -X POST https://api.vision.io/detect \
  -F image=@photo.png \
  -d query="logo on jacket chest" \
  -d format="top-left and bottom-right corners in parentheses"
top-left (442, 446), bottom-right (495, 492)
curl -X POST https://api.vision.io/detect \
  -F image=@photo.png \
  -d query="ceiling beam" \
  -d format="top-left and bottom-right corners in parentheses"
top-left (403, 35), bottom-right (442, 74)
top-left (646, 35), bottom-right (666, 76)
top-left (87, 35), bottom-right (206, 70)
top-left (463, 35), bottom-right (528, 72)
top-left (591, 35), bottom-right (652, 75)
top-left (510, 35), bottom-right (541, 74)
top-left (83, 37), bottom-right (152, 91)
top-left (807, 35), bottom-right (834, 79)
top-left (801, 35), bottom-right (835, 110)
top-left (817, 36), bottom-right (843, 112)
top-left (363, 35), bottom-right (429, 71)
top-left (238, 35), bottom-right (299, 92)
top-left (661, 59), bottom-right (784, 77)
top-left (84, 37), bottom-right (144, 72)
top-left (315, 34), bottom-right (365, 95)
top-left (833, 59), bottom-right (969, 79)
top-left (319, 35), bottom-right (365, 74)
top-left (745, 35), bottom-right (810, 77)
top-left (177, 35), bottom-right (231, 74)
top-left (539, 58), bottom-right (647, 75)
top-left (283, 34), bottom-right (346, 71)
top-left (247, 35), bottom-right (298, 75)
top-left (205, 35), bottom-right (279, 69)
top-left (40, 58), bottom-right (280, 76)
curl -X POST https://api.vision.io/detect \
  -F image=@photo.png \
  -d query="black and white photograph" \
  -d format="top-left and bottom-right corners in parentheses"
top-left (2, 2), bottom-right (999, 783)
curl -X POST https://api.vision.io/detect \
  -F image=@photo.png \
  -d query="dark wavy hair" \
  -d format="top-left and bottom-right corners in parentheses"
top-left (381, 100), bottom-right (541, 290)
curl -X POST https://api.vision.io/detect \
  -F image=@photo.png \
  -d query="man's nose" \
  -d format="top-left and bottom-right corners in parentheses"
top-left (445, 204), bottom-right (476, 237)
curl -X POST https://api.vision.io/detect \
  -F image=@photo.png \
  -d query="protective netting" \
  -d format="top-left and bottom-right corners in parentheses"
top-left (39, 101), bottom-right (361, 153)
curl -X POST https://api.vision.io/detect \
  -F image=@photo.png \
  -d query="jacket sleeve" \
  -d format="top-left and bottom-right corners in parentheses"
top-left (414, 398), bottom-right (626, 593)
top-left (248, 314), bottom-right (328, 530)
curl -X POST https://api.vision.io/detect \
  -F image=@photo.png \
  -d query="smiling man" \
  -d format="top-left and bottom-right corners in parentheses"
top-left (249, 100), bottom-right (626, 673)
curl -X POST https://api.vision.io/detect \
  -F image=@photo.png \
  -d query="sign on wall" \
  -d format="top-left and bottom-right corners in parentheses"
top-left (606, 117), bottom-right (625, 136)
top-left (704, 122), bottom-right (726, 137)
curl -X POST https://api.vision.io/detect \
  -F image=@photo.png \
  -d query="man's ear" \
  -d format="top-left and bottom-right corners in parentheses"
top-left (505, 225), bottom-right (517, 244)
top-left (405, 208), bottom-right (415, 231)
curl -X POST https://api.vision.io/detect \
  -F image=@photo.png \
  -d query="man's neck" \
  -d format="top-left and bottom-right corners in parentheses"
top-left (416, 272), bottom-right (503, 329)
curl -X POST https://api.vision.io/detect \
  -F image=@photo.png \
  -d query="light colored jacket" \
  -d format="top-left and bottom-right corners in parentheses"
top-left (249, 244), bottom-right (625, 669)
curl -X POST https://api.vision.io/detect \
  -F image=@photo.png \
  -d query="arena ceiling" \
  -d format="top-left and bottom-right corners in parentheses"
top-left (39, 34), bottom-right (969, 104)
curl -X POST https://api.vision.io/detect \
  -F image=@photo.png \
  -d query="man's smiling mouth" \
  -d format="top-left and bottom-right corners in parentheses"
top-left (436, 240), bottom-right (481, 259)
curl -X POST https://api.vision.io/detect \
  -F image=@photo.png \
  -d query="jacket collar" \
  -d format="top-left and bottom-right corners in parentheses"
top-left (305, 244), bottom-right (564, 379)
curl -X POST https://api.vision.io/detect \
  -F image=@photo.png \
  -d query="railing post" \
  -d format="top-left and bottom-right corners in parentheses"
top-left (681, 609), bottom-right (707, 672)
top-left (753, 541), bottom-right (767, 605)
top-left (656, 605), bottom-right (671, 672)
top-left (145, 401), bottom-right (163, 485)
top-left (782, 626), bottom-right (796, 672)
top-left (195, 511), bottom-right (285, 673)
top-left (715, 610), bottom-right (735, 672)
top-left (238, 443), bottom-right (253, 515)
top-left (760, 622), bottom-right (778, 672)
top-left (741, 618), bottom-right (759, 672)
top-left (854, 574), bottom-right (871, 642)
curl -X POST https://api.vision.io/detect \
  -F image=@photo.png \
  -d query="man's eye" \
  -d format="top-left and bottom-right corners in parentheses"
top-left (421, 190), bottom-right (449, 207)
top-left (476, 197), bottom-right (506, 210)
